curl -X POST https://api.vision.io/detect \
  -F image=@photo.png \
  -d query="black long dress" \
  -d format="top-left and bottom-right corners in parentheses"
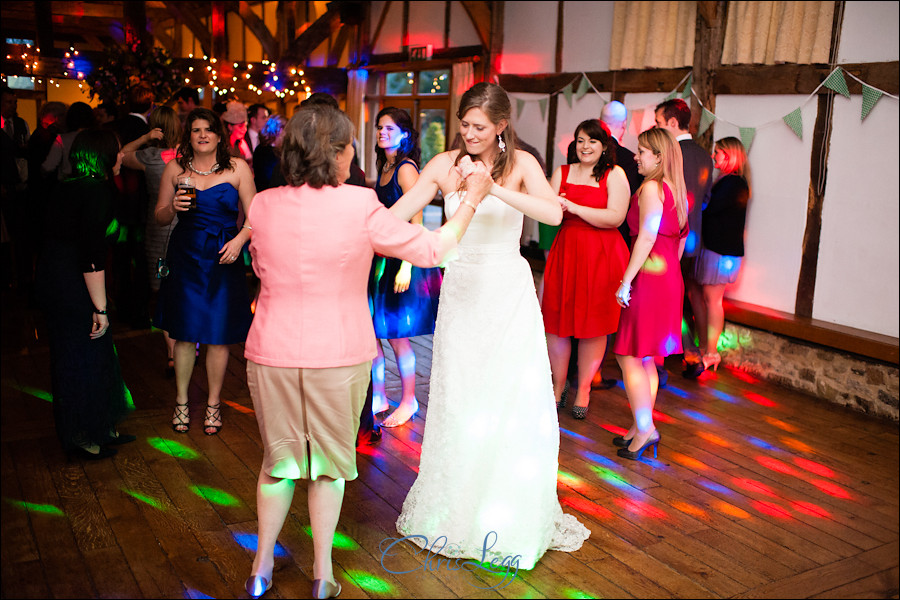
top-left (35, 176), bottom-right (132, 452)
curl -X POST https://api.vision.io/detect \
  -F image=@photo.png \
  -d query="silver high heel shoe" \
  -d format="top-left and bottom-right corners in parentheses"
top-left (245, 575), bottom-right (272, 599)
top-left (312, 578), bottom-right (342, 599)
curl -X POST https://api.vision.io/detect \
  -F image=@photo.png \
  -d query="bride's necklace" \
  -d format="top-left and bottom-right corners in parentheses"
top-left (189, 160), bottom-right (218, 176)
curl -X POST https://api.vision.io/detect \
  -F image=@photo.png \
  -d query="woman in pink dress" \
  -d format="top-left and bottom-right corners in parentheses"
top-left (242, 105), bottom-right (491, 599)
top-left (612, 128), bottom-right (688, 461)
top-left (542, 119), bottom-right (630, 419)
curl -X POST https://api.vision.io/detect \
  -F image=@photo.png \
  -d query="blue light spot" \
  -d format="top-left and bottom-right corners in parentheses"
top-left (680, 409), bottom-right (713, 423)
top-left (579, 450), bottom-right (619, 469)
top-left (184, 589), bottom-right (215, 599)
top-left (664, 385), bottom-right (691, 399)
top-left (685, 230), bottom-right (698, 254)
top-left (663, 334), bottom-right (679, 355)
top-left (747, 436), bottom-right (777, 450)
top-left (232, 533), bottom-right (288, 557)
top-left (698, 480), bottom-right (732, 495)
top-left (559, 427), bottom-right (594, 443)
top-left (708, 388), bottom-right (739, 404)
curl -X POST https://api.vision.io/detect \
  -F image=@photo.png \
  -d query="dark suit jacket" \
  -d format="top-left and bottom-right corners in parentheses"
top-left (678, 137), bottom-right (713, 259)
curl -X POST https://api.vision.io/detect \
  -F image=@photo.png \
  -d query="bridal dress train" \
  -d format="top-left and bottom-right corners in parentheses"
top-left (396, 192), bottom-right (590, 570)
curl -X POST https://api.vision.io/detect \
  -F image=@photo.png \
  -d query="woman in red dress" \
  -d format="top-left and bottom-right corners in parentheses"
top-left (612, 128), bottom-right (688, 460)
top-left (543, 119), bottom-right (630, 418)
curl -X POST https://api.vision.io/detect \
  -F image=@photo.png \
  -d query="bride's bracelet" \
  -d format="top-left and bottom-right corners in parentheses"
top-left (461, 199), bottom-right (478, 211)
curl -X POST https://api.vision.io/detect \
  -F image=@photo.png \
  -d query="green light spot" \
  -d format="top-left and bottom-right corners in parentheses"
top-left (345, 570), bottom-right (392, 594)
top-left (14, 383), bottom-right (53, 402)
top-left (303, 526), bottom-right (359, 550)
top-left (5, 498), bottom-right (65, 516)
top-left (590, 465), bottom-right (630, 486)
top-left (123, 489), bottom-right (166, 511)
top-left (147, 437), bottom-right (200, 460)
top-left (105, 217), bottom-right (120, 238)
top-left (190, 485), bottom-right (241, 507)
top-left (561, 588), bottom-right (596, 599)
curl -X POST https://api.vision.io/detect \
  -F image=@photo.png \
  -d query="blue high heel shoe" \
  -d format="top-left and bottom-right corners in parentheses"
top-left (617, 432), bottom-right (660, 460)
top-left (245, 574), bottom-right (272, 599)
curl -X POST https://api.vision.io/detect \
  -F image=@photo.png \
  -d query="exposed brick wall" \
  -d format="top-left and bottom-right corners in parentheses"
top-left (719, 323), bottom-right (900, 422)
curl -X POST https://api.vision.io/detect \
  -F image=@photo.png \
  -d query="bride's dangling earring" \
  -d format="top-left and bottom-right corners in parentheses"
top-left (497, 134), bottom-right (506, 153)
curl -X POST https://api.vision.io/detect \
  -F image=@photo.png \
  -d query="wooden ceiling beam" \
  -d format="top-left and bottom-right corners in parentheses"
top-left (459, 1), bottom-right (491, 49)
top-left (232, 0), bottom-right (278, 59)
top-left (278, 4), bottom-right (342, 65)
top-left (162, 1), bottom-right (211, 56)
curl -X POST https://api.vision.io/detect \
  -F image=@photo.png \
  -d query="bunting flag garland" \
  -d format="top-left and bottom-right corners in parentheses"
top-left (783, 107), bottom-right (803, 139)
top-left (562, 81), bottom-right (574, 108)
top-left (823, 67), bottom-right (851, 98)
top-left (739, 127), bottom-right (756, 151)
top-left (681, 74), bottom-right (693, 99)
top-left (698, 107), bottom-right (716, 136)
top-left (861, 84), bottom-right (883, 121)
top-left (665, 89), bottom-right (678, 101)
top-left (575, 75), bottom-right (591, 101)
top-left (539, 98), bottom-right (548, 120)
top-left (516, 98), bottom-right (526, 119)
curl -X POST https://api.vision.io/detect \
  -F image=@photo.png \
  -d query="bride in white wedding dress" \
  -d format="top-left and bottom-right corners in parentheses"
top-left (389, 82), bottom-right (590, 570)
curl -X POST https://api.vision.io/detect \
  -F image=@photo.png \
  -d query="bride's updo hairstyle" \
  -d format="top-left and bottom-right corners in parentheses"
top-left (281, 104), bottom-right (354, 189)
top-left (454, 82), bottom-right (518, 186)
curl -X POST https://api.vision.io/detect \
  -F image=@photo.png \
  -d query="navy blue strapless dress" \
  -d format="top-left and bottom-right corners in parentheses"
top-left (155, 182), bottom-right (252, 345)
top-left (368, 159), bottom-right (442, 339)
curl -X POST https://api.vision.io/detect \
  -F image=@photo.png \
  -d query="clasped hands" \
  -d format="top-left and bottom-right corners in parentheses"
top-left (455, 156), bottom-right (494, 208)
top-left (615, 280), bottom-right (632, 308)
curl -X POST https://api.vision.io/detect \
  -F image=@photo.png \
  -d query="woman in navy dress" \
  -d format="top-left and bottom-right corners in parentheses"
top-left (369, 107), bottom-right (442, 428)
top-left (155, 108), bottom-right (255, 435)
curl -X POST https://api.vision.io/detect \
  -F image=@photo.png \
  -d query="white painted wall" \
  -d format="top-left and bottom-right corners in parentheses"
top-left (838, 1), bottom-right (900, 64)
top-left (501, 1), bottom-right (557, 74)
top-left (816, 97), bottom-right (900, 337)
top-left (562, 1), bottom-right (614, 73)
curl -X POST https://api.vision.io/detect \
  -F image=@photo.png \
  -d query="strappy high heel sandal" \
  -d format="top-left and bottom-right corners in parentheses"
top-left (204, 404), bottom-right (222, 435)
top-left (172, 403), bottom-right (190, 433)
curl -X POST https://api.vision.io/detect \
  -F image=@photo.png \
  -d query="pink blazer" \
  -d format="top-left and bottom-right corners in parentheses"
top-left (244, 183), bottom-right (455, 368)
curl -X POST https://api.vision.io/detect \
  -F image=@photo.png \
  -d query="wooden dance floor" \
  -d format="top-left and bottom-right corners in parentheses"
top-left (2, 289), bottom-right (898, 599)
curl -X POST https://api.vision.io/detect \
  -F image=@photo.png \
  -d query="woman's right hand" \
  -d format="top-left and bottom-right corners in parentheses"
top-left (90, 313), bottom-right (109, 339)
top-left (172, 190), bottom-right (192, 212)
top-left (461, 160), bottom-right (494, 208)
top-left (615, 281), bottom-right (632, 308)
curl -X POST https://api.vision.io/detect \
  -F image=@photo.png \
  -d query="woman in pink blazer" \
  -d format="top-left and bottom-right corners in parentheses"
top-left (243, 105), bottom-right (490, 599)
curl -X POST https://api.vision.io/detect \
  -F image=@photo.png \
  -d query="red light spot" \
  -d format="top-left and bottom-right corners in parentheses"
top-left (599, 423), bottom-right (629, 436)
top-left (756, 456), bottom-right (801, 477)
top-left (733, 477), bottom-right (777, 498)
top-left (744, 392), bottom-right (777, 407)
top-left (561, 495), bottom-right (614, 520)
top-left (613, 497), bottom-right (668, 519)
top-left (728, 368), bottom-right (760, 384)
top-left (811, 479), bottom-right (852, 500)
top-left (223, 400), bottom-right (254, 415)
top-left (791, 500), bottom-right (831, 519)
top-left (793, 457), bottom-right (835, 478)
top-left (752, 500), bottom-right (792, 519)
top-left (652, 410), bottom-right (675, 424)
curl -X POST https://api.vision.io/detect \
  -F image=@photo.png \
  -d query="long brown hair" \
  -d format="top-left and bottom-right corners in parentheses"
top-left (176, 108), bottom-right (232, 174)
top-left (453, 82), bottom-right (517, 186)
top-left (637, 128), bottom-right (688, 230)
top-left (148, 106), bottom-right (181, 149)
top-left (374, 107), bottom-right (420, 174)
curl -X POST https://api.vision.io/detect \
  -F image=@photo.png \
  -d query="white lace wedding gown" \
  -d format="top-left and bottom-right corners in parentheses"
top-left (396, 192), bottom-right (590, 570)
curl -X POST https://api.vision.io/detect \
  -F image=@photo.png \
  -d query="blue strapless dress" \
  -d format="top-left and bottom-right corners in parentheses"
top-left (155, 182), bottom-right (252, 345)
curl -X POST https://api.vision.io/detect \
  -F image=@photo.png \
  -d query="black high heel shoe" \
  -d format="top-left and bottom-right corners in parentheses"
top-left (612, 435), bottom-right (633, 448)
top-left (617, 432), bottom-right (660, 460)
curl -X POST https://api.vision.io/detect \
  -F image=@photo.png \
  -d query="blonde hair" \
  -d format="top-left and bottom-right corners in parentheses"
top-left (637, 128), bottom-right (688, 230)
top-left (715, 136), bottom-right (752, 193)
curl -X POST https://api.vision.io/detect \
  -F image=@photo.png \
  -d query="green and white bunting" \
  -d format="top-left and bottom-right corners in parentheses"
top-left (698, 107), bottom-right (716, 136)
top-left (739, 127), bottom-right (756, 151)
top-left (575, 76), bottom-right (591, 101)
top-left (562, 81), bottom-right (574, 108)
top-left (861, 84), bottom-right (883, 121)
top-left (823, 67), bottom-right (850, 99)
top-left (539, 98), bottom-right (548, 121)
top-left (783, 107), bottom-right (803, 139)
top-left (681, 74), bottom-right (693, 100)
top-left (516, 98), bottom-right (525, 119)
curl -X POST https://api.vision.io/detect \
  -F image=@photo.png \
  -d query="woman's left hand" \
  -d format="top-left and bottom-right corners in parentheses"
top-left (615, 281), bottom-right (632, 308)
top-left (394, 262), bottom-right (412, 293)
top-left (90, 313), bottom-right (109, 339)
top-left (218, 238), bottom-right (244, 265)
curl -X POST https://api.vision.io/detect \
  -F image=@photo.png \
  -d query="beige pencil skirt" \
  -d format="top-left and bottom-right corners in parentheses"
top-left (247, 360), bottom-right (371, 481)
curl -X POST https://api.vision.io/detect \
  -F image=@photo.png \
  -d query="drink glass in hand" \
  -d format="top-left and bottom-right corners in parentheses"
top-left (176, 175), bottom-right (197, 210)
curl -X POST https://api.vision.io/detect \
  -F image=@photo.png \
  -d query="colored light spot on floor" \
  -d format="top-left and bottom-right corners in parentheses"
top-left (747, 436), bottom-right (778, 451)
top-left (147, 437), bottom-right (200, 460)
top-left (781, 437), bottom-right (815, 454)
top-left (223, 399), bottom-right (255, 414)
top-left (671, 500), bottom-right (707, 518)
top-left (613, 497), bottom-right (667, 519)
top-left (123, 489), bottom-right (166, 511)
top-left (756, 456), bottom-right (801, 477)
top-left (560, 495), bottom-right (614, 520)
top-left (732, 477), bottom-right (777, 497)
top-left (189, 485), bottom-right (241, 507)
top-left (559, 427), bottom-right (594, 443)
top-left (764, 416), bottom-right (799, 432)
top-left (728, 369), bottom-right (760, 384)
top-left (793, 457), bottom-right (836, 478)
top-left (590, 465), bottom-right (633, 491)
top-left (4, 498), bottom-right (66, 516)
top-left (752, 500), bottom-right (792, 519)
top-left (652, 410), bottom-right (676, 424)
top-left (713, 500), bottom-right (751, 519)
top-left (744, 391), bottom-right (777, 407)
top-left (345, 570), bottom-right (393, 593)
top-left (791, 500), bottom-right (832, 519)
top-left (707, 388), bottom-right (739, 404)
top-left (669, 451), bottom-right (708, 471)
top-left (561, 589), bottom-right (595, 599)
top-left (558, 470), bottom-right (592, 494)
top-left (579, 449), bottom-right (620, 470)
top-left (4, 380), bottom-right (53, 402)
top-left (680, 409), bottom-right (713, 423)
top-left (303, 526), bottom-right (360, 550)
top-left (232, 532), bottom-right (288, 557)
top-left (811, 479), bottom-right (853, 500)
top-left (599, 423), bottom-right (629, 437)
top-left (698, 480), bottom-right (733, 495)
top-left (696, 431), bottom-right (730, 447)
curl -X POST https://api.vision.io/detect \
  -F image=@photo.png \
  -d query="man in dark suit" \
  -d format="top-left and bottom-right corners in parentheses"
top-left (654, 98), bottom-right (714, 380)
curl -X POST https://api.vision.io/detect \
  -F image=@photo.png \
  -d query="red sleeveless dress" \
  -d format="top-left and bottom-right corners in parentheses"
top-left (613, 182), bottom-right (687, 358)
top-left (542, 165), bottom-right (630, 338)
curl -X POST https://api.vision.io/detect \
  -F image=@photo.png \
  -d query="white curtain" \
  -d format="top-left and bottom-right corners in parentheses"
top-left (609, 1), bottom-right (697, 70)
top-left (448, 61), bottom-right (475, 148)
top-left (346, 69), bottom-right (368, 172)
top-left (721, 1), bottom-right (834, 65)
